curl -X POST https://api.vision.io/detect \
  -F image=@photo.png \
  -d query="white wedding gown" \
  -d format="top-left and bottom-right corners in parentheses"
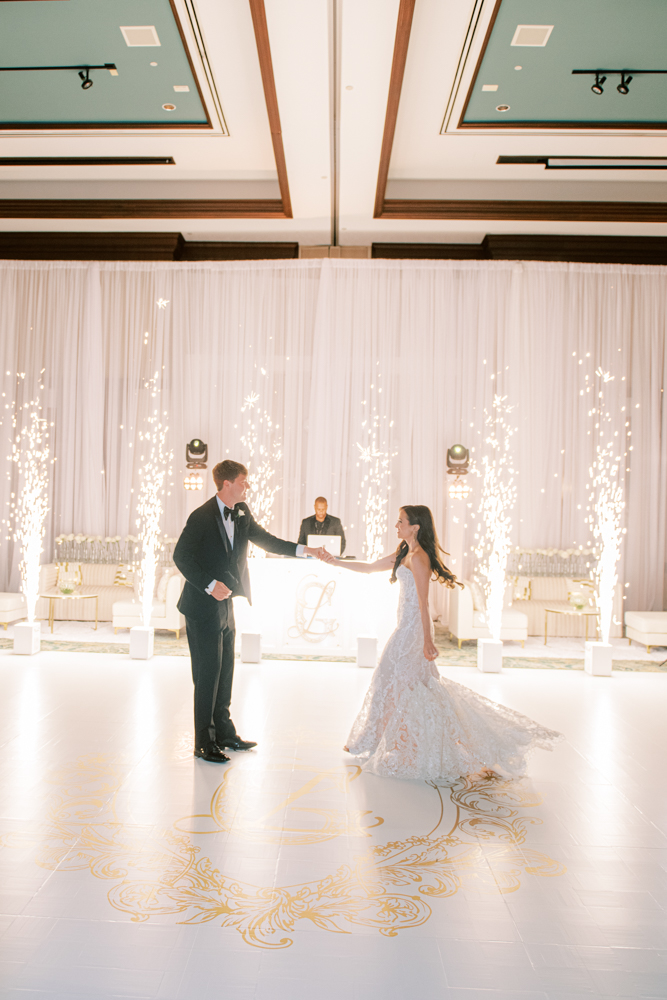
top-left (346, 565), bottom-right (563, 781)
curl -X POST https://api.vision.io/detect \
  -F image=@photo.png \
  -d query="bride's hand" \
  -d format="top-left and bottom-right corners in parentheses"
top-left (424, 639), bottom-right (438, 661)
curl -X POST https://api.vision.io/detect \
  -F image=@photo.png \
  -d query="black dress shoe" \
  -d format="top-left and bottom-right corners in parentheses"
top-left (217, 736), bottom-right (258, 751)
top-left (194, 743), bottom-right (231, 763)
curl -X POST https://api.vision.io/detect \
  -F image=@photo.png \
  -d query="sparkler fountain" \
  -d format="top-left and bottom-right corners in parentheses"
top-left (357, 394), bottom-right (395, 562)
top-left (11, 387), bottom-right (50, 654)
top-left (584, 367), bottom-right (626, 676)
top-left (130, 376), bottom-right (172, 659)
top-left (475, 395), bottom-right (517, 673)
top-left (240, 391), bottom-right (282, 555)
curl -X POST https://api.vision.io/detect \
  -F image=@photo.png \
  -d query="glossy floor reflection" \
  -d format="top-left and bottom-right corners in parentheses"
top-left (0, 649), bottom-right (666, 999)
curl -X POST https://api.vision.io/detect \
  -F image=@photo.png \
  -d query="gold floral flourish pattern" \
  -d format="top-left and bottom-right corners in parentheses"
top-left (0, 755), bottom-right (565, 949)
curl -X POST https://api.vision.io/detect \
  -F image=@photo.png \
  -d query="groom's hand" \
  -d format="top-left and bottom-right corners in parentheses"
top-left (211, 580), bottom-right (232, 601)
top-left (314, 546), bottom-right (336, 563)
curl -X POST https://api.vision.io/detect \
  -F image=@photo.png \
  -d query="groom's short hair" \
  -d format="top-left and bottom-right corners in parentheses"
top-left (213, 460), bottom-right (248, 489)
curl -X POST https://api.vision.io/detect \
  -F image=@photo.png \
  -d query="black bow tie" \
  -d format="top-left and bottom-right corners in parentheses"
top-left (223, 506), bottom-right (237, 521)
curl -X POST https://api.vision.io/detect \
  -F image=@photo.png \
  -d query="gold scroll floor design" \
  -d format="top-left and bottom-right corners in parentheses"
top-left (0, 755), bottom-right (565, 949)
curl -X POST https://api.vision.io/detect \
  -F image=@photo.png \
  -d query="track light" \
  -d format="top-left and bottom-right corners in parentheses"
top-left (591, 73), bottom-right (606, 95)
top-left (0, 63), bottom-right (116, 90)
top-left (617, 73), bottom-right (632, 95)
top-left (574, 67), bottom-right (667, 95)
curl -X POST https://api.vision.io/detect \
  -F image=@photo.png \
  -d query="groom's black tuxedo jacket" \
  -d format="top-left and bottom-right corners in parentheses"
top-left (174, 496), bottom-right (297, 622)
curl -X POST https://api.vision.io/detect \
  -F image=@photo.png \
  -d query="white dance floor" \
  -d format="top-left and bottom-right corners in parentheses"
top-left (1, 649), bottom-right (666, 999)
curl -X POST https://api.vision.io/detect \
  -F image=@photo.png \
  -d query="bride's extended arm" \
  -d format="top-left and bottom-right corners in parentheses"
top-left (330, 553), bottom-right (396, 574)
top-left (411, 550), bottom-right (438, 661)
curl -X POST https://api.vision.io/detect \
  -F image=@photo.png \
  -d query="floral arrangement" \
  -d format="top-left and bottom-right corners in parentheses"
top-left (54, 534), bottom-right (178, 567)
top-left (507, 546), bottom-right (599, 578)
top-left (511, 546), bottom-right (598, 557)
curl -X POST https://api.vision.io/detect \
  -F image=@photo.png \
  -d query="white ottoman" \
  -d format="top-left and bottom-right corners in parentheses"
top-left (625, 611), bottom-right (667, 652)
top-left (0, 592), bottom-right (27, 629)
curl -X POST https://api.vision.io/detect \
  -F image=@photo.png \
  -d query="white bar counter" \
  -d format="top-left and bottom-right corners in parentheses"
top-left (233, 556), bottom-right (399, 658)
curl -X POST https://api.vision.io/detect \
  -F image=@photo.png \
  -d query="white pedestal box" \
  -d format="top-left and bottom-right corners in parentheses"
top-left (241, 632), bottom-right (261, 663)
top-left (357, 636), bottom-right (378, 668)
top-left (477, 638), bottom-right (502, 673)
top-left (14, 621), bottom-right (40, 655)
top-left (584, 641), bottom-right (612, 676)
top-left (130, 625), bottom-right (154, 660)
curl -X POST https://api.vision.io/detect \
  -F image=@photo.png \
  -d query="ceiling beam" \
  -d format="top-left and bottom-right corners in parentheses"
top-left (373, 0), bottom-right (415, 219)
top-left (249, 0), bottom-right (293, 219)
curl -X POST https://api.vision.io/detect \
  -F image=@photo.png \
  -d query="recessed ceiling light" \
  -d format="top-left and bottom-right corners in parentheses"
top-left (173, 85), bottom-right (190, 92)
top-left (510, 25), bottom-right (553, 47)
top-left (482, 84), bottom-right (498, 91)
top-left (514, 65), bottom-right (522, 70)
top-left (162, 103), bottom-right (176, 111)
top-left (120, 25), bottom-right (161, 47)
top-left (150, 62), bottom-right (158, 67)
top-left (496, 105), bottom-right (510, 112)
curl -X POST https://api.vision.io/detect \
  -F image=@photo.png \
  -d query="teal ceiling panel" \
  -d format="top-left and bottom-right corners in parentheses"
top-left (462, 0), bottom-right (667, 127)
top-left (0, 0), bottom-right (209, 127)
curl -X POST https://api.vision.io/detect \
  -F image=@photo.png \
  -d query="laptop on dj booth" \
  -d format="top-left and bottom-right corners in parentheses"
top-left (306, 534), bottom-right (341, 557)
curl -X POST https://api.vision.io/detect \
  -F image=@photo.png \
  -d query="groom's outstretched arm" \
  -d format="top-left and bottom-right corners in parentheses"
top-left (242, 503), bottom-right (299, 558)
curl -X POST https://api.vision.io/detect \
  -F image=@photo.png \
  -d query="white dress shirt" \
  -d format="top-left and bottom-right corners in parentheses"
top-left (206, 496), bottom-right (305, 594)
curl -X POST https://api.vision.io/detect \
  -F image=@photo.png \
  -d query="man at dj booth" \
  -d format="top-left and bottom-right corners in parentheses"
top-left (297, 496), bottom-right (346, 555)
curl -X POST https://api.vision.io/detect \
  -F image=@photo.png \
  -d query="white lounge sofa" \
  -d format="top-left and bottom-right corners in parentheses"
top-left (112, 572), bottom-right (185, 638)
top-left (510, 576), bottom-right (602, 637)
top-left (449, 581), bottom-right (528, 648)
top-left (36, 563), bottom-right (134, 623)
top-left (0, 592), bottom-right (27, 629)
top-left (625, 611), bottom-right (667, 653)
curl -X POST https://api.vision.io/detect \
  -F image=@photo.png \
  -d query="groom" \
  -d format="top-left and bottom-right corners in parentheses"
top-left (174, 459), bottom-right (327, 763)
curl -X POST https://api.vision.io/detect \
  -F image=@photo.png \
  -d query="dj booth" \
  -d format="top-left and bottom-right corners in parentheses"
top-left (232, 555), bottom-right (400, 659)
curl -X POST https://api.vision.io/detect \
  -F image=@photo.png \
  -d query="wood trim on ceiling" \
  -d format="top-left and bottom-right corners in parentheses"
top-left (0, 200), bottom-right (287, 219)
top-left (373, 235), bottom-right (667, 265)
top-left (373, 0), bottom-right (415, 218)
top-left (248, 0), bottom-right (292, 218)
top-left (379, 199), bottom-right (667, 223)
top-left (0, 231), bottom-right (298, 260)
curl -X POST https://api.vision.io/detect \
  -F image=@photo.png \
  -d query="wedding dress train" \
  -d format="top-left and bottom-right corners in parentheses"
top-left (346, 565), bottom-right (563, 781)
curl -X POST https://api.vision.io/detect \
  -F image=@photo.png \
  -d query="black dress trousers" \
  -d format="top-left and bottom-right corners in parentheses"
top-left (185, 598), bottom-right (237, 748)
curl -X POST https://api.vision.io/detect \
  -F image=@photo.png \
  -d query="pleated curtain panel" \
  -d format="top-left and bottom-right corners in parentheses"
top-left (1, 257), bottom-right (665, 613)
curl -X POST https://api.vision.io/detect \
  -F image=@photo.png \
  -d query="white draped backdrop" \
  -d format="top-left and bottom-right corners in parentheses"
top-left (1, 257), bottom-right (666, 615)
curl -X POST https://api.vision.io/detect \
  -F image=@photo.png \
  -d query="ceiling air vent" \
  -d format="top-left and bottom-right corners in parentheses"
top-left (120, 25), bottom-right (161, 47)
top-left (510, 25), bottom-right (553, 47)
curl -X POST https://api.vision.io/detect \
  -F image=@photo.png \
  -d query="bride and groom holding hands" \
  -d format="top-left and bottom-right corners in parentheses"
top-left (174, 459), bottom-right (561, 780)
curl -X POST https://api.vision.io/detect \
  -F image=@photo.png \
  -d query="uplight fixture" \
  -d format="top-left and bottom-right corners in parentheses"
top-left (184, 473), bottom-right (204, 491)
top-left (185, 438), bottom-right (208, 468)
top-left (448, 477), bottom-right (472, 500)
top-left (447, 444), bottom-right (471, 499)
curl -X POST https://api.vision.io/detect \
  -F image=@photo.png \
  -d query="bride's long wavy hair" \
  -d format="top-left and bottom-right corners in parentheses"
top-left (390, 505), bottom-right (461, 589)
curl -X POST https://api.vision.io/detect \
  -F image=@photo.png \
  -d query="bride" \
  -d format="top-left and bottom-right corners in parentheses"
top-left (330, 505), bottom-right (562, 781)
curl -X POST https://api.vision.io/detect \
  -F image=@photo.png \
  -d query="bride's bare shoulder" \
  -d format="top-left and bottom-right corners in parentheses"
top-left (406, 547), bottom-right (430, 574)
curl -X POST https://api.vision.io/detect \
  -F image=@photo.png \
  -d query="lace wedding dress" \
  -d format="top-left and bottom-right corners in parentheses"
top-left (346, 565), bottom-right (563, 781)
